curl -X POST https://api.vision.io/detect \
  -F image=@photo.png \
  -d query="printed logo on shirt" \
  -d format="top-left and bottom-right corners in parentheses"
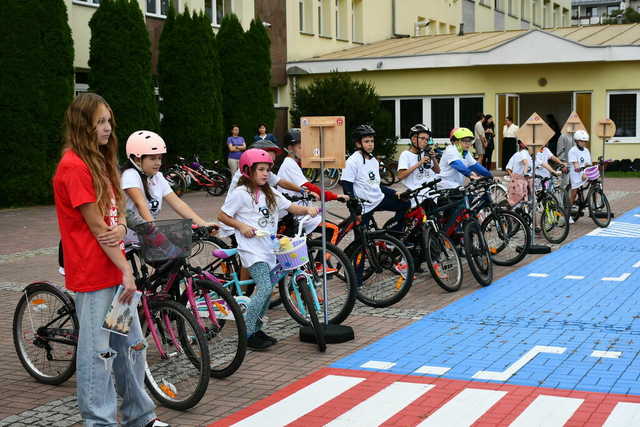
top-left (149, 198), bottom-right (160, 215)
top-left (257, 206), bottom-right (275, 228)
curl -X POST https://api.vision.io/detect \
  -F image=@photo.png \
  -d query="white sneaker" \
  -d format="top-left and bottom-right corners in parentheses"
top-left (569, 217), bottom-right (575, 224)
top-left (145, 420), bottom-right (170, 427)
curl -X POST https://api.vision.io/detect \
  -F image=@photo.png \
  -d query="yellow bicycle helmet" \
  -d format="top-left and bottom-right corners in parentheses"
top-left (452, 127), bottom-right (474, 141)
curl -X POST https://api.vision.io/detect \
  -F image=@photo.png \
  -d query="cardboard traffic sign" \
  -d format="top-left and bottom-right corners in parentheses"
top-left (300, 116), bottom-right (346, 169)
top-left (516, 112), bottom-right (554, 147)
top-left (561, 111), bottom-right (587, 134)
top-left (596, 118), bottom-right (616, 139)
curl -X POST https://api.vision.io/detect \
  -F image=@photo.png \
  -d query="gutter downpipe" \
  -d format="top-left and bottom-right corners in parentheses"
top-left (392, 0), bottom-right (410, 38)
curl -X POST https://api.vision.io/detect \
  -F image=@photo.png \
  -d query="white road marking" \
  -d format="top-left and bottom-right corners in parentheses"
top-left (604, 402), bottom-right (640, 427)
top-left (564, 275), bottom-right (585, 280)
top-left (633, 260), bottom-right (640, 268)
top-left (360, 360), bottom-right (397, 370)
top-left (326, 382), bottom-right (434, 427)
top-left (414, 366), bottom-right (451, 375)
top-left (528, 273), bottom-right (549, 278)
top-left (418, 388), bottom-right (506, 426)
top-left (509, 395), bottom-right (584, 426)
top-left (602, 273), bottom-right (631, 282)
top-left (231, 375), bottom-right (364, 427)
top-left (473, 345), bottom-right (566, 381)
top-left (591, 350), bottom-right (622, 358)
top-left (587, 222), bottom-right (640, 238)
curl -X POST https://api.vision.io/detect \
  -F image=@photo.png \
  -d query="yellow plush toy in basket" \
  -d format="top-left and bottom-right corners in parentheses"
top-left (274, 236), bottom-right (309, 270)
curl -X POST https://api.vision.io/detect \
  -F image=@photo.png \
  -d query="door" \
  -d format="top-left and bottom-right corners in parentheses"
top-left (498, 94), bottom-right (520, 169)
top-left (574, 92), bottom-right (592, 148)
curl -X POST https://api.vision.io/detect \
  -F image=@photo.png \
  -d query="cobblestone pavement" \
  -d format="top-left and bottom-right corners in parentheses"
top-left (0, 178), bottom-right (638, 426)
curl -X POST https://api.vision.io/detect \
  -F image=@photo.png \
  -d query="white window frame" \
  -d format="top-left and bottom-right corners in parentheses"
top-left (73, 0), bottom-right (100, 7)
top-left (206, 0), bottom-right (231, 27)
top-left (146, 0), bottom-right (170, 19)
top-left (273, 87), bottom-right (280, 107)
top-left (606, 90), bottom-right (640, 143)
top-left (74, 83), bottom-right (90, 97)
top-left (381, 94), bottom-right (484, 145)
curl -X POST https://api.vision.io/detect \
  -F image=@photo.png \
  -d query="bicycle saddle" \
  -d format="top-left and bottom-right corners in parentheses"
top-left (212, 248), bottom-right (238, 259)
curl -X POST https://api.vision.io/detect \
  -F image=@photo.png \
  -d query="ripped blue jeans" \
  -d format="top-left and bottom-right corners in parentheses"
top-left (75, 286), bottom-right (156, 427)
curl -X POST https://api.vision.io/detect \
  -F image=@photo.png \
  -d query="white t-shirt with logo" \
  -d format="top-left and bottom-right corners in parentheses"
top-left (437, 144), bottom-right (477, 189)
top-left (276, 157), bottom-right (308, 197)
top-left (341, 151), bottom-right (384, 213)
top-left (398, 150), bottom-right (437, 190)
top-left (508, 150), bottom-right (532, 176)
top-left (535, 147), bottom-right (553, 178)
top-left (121, 168), bottom-right (173, 242)
top-left (221, 185), bottom-right (291, 268)
top-left (568, 146), bottom-right (592, 188)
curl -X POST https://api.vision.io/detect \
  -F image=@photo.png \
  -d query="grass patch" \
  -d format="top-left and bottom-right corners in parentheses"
top-left (604, 171), bottom-right (640, 178)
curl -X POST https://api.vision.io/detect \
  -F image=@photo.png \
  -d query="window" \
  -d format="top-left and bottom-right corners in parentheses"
top-left (495, 0), bottom-right (504, 12)
top-left (352, 0), bottom-right (363, 42)
top-left (508, 0), bottom-right (513, 15)
top-left (431, 98), bottom-right (454, 139)
top-left (608, 92), bottom-right (639, 139)
top-left (299, 0), bottom-right (313, 33)
top-left (459, 97), bottom-right (484, 132)
top-left (317, 1), bottom-right (322, 35)
top-left (380, 100), bottom-right (397, 138)
top-left (299, 0), bottom-right (305, 31)
top-left (521, 0), bottom-right (528, 21)
top-left (73, 0), bottom-right (100, 6)
top-left (607, 6), bottom-right (617, 16)
top-left (335, 0), bottom-right (339, 38)
top-left (273, 87), bottom-right (280, 106)
top-left (147, 0), bottom-right (170, 17)
top-left (205, 0), bottom-right (232, 26)
top-left (400, 100), bottom-right (423, 139)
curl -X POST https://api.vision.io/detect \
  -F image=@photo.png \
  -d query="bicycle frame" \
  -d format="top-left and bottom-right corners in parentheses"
top-left (178, 164), bottom-right (220, 188)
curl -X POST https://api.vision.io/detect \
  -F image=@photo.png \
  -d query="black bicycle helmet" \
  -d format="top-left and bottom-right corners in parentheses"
top-left (352, 124), bottom-right (376, 142)
top-left (250, 139), bottom-right (282, 153)
top-left (284, 128), bottom-right (301, 146)
top-left (409, 123), bottom-right (430, 138)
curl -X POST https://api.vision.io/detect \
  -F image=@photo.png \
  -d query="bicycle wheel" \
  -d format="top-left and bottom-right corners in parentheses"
top-left (190, 279), bottom-right (247, 379)
top-left (298, 276), bottom-right (326, 352)
top-left (588, 187), bottom-right (611, 228)
top-left (279, 241), bottom-right (356, 325)
top-left (165, 168), bottom-right (187, 197)
top-left (205, 173), bottom-right (228, 196)
top-left (463, 220), bottom-right (493, 286)
top-left (481, 210), bottom-right (530, 266)
top-left (489, 183), bottom-right (508, 205)
top-left (142, 299), bottom-right (210, 411)
top-left (13, 282), bottom-right (77, 385)
top-left (424, 231), bottom-right (463, 292)
top-left (349, 234), bottom-right (415, 308)
top-left (380, 164), bottom-right (396, 186)
top-left (303, 168), bottom-right (319, 183)
top-left (540, 195), bottom-right (570, 244)
top-left (322, 168), bottom-right (341, 189)
top-left (189, 237), bottom-right (230, 272)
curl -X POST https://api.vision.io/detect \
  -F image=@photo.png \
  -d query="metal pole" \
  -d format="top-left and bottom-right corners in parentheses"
top-left (601, 123), bottom-right (607, 187)
top-left (530, 124), bottom-right (538, 245)
top-left (319, 127), bottom-right (329, 325)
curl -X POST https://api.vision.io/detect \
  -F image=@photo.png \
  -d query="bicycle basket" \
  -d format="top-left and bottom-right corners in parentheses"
top-left (132, 219), bottom-right (193, 263)
top-left (584, 165), bottom-right (600, 181)
top-left (274, 236), bottom-right (309, 270)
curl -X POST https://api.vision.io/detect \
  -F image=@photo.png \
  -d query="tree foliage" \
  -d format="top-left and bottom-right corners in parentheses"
top-left (0, 0), bottom-right (74, 207)
top-left (158, 7), bottom-right (224, 162)
top-left (602, 8), bottom-right (640, 24)
top-left (291, 72), bottom-right (396, 158)
top-left (244, 19), bottom-right (275, 134)
top-left (89, 0), bottom-right (159, 149)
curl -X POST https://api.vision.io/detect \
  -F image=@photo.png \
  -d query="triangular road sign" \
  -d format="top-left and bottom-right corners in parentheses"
top-left (517, 112), bottom-right (554, 146)
top-left (561, 112), bottom-right (587, 134)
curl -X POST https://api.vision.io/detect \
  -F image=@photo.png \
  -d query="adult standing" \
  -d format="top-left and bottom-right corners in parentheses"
top-left (482, 115), bottom-right (495, 170)
top-left (53, 93), bottom-right (168, 427)
top-left (253, 123), bottom-right (278, 144)
top-left (226, 124), bottom-right (246, 175)
top-left (502, 115), bottom-right (519, 169)
top-left (473, 113), bottom-right (487, 166)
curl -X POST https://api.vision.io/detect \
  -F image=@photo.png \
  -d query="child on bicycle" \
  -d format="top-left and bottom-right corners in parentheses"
top-left (122, 130), bottom-right (217, 239)
top-left (438, 127), bottom-right (491, 189)
top-left (505, 139), bottom-right (532, 206)
top-left (340, 124), bottom-right (410, 231)
top-left (278, 128), bottom-right (349, 233)
top-left (397, 124), bottom-right (441, 207)
top-left (53, 94), bottom-right (167, 427)
top-left (568, 130), bottom-right (592, 212)
top-left (218, 149), bottom-right (318, 350)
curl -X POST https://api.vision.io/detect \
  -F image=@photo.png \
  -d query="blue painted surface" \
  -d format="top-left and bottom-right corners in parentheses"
top-left (333, 207), bottom-right (640, 395)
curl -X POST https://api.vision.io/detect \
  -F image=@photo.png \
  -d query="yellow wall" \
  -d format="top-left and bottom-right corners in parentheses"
top-left (297, 61), bottom-right (640, 160)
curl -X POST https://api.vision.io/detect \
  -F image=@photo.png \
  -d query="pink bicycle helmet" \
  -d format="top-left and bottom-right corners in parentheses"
top-left (239, 149), bottom-right (273, 178)
top-left (126, 130), bottom-right (167, 158)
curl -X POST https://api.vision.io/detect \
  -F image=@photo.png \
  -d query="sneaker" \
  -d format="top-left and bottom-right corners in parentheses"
top-left (248, 332), bottom-right (273, 350)
top-left (569, 217), bottom-right (575, 224)
top-left (145, 420), bottom-right (170, 427)
top-left (255, 330), bottom-right (278, 345)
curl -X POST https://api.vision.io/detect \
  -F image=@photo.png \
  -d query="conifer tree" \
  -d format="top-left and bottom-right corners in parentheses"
top-left (245, 19), bottom-right (275, 135)
top-left (89, 0), bottom-right (159, 147)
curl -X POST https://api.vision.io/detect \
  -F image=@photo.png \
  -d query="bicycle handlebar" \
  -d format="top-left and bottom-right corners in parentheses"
top-left (398, 178), bottom-right (441, 201)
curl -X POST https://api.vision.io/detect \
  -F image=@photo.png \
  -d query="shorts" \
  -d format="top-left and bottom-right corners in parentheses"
top-left (569, 171), bottom-right (586, 189)
top-left (474, 139), bottom-right (485, 155)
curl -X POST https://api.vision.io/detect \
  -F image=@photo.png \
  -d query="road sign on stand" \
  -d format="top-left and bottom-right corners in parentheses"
top-left (561, 111), bottom-right (587, 135)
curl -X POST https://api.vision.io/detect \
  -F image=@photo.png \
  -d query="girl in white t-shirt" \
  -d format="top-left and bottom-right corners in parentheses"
top-left (218, 149), bottom-right (318, 350)
top-left (505, 140), bottom-right (532, 206)
top-left (122, 131), bottom-right (216, 243)
top-left (568, 130), bottom-right (593, 206)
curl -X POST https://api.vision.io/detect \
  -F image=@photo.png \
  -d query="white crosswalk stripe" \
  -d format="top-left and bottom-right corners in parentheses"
top-left (604, 402), bottom-right (640, 426)
top-left (587, 222), bottom-right (640, 238)
top-left (509, 395), bottom-right (584, 427)
top-left (418, 388), bottom-right (506, 426)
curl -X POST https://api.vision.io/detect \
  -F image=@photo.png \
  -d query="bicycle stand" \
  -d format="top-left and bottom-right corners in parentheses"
top-left (300, 324), bottom-right (355, 344)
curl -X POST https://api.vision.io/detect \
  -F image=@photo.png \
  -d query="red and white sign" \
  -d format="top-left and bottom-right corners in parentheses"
top-left (212, 368), bottom-right (640, 427)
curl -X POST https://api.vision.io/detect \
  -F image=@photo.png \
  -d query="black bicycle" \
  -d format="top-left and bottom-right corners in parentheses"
top-left (565, 161), bottom-right (611, 228)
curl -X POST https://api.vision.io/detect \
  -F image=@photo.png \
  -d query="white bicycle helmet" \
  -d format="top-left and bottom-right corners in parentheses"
top-left (126, 130), bottom-right (167, 159)
top-left (574, 130), bottom-right (589, 142)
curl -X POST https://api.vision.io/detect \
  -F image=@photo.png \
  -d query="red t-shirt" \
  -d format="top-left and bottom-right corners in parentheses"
top-left (53, 150), bottom-right (122, 292)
